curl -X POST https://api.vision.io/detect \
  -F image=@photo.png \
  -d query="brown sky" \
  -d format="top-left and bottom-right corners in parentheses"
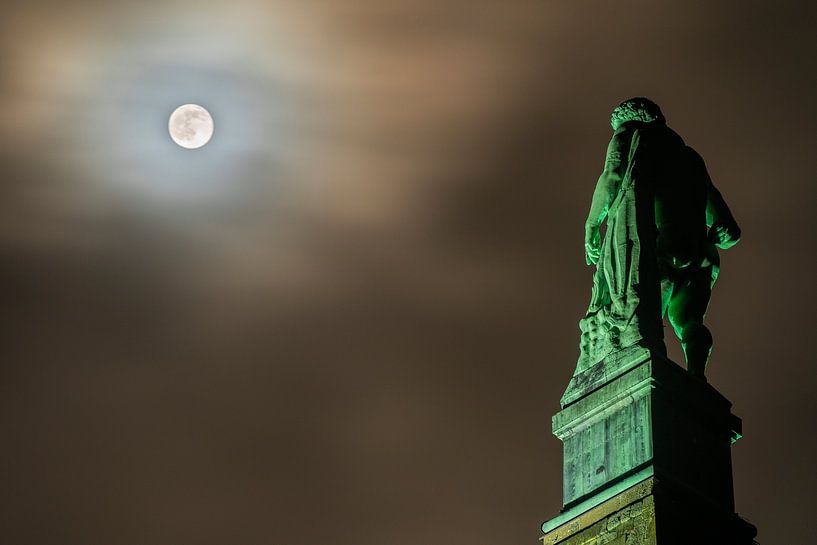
top-left (1, 1), bottom-right (815, 543)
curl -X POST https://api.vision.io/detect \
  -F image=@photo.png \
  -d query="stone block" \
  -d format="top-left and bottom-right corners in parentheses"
top-left (541, 477), bottom-right (755, 545)
top-left (541, 351), bottom-right (756, 543)
top-left (552, 351), bottom-right (740, 510)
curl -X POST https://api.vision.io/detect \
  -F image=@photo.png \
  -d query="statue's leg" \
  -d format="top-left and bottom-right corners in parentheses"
top-left (667, 266), bottom-right (713, 379)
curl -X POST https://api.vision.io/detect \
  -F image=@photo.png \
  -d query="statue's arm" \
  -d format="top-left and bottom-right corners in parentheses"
top-left (693, 148), bottom-right (741, 250)
top-left (706, 182), bottom-right (741, 249)
top-left (585, 132), bottom-right (627, 265)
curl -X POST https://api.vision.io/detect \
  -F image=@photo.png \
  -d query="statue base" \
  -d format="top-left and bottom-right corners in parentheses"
top-left (540, 477), bottom-right (756, 545)
top-left (541, 351), bottom-right (757, 543)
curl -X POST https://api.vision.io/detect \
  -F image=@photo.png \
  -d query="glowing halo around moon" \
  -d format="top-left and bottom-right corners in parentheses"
top-left (168, 104), bottom-right (214, 149)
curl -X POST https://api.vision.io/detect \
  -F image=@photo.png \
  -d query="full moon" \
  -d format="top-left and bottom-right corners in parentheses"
top-left (168, 104), bottom-right (214, 149)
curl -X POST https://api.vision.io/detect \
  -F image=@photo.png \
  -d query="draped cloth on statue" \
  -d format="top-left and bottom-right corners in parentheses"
top-left (575, 127), bottom-right (665, 376)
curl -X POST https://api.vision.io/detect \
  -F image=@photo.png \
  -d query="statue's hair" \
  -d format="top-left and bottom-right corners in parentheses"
top-left (610, 97), bottom-right (665, 130)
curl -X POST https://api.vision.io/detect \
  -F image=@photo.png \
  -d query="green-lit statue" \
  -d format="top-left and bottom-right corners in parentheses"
top-left (579, 98), bottom-right (740, 379)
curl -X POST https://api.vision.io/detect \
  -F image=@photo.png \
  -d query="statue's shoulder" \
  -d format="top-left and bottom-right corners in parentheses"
top-left (682, 144), bottom-right (704, 164)
top-left (612, 121), bottom-right (655, 149)
top-left (608, 122), bottom-right (642, 152)
top-left (680, 145), bottom-right (710, 178)
top-left (614, 121), bottom-right (643, 137)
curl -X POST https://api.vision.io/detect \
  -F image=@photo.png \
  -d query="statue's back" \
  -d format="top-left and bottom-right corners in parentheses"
top-left (634, 125), bottom-right (709, 269)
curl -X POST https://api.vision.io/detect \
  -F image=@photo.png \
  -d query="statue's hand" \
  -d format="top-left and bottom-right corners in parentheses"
top-left (709, 220), bottom-right (741, 250)
top-left (585, 224), bottom-right (601, 265)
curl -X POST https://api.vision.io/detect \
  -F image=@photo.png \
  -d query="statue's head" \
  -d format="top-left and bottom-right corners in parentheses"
top-left (610, 97), bottom-right (665, 131)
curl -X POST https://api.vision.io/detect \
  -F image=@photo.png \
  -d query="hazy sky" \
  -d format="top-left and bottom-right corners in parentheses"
top-left (1, 1), bottom-right (816, 543)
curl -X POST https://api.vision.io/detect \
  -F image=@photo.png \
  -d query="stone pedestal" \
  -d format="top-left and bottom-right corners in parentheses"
top-left (540, 349), bottom-right (757, 544)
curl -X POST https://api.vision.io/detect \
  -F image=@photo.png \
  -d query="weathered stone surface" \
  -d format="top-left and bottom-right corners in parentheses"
top-left (543, 490), bottom-right (656, 545)
top-left (561, 344), bottom-right (655, 407)
top-left (553, 353), bottom-right (739, 509)
top-left (541, 477), bottom-right (756, 545)
top-left (542, 352), bottom-right (756, 542)
top-left (542, 479), bottom-right (656, 545)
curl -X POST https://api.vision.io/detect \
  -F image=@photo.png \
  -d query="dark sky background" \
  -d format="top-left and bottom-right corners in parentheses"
top-left (1, 1), bottom-right (815, 543)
